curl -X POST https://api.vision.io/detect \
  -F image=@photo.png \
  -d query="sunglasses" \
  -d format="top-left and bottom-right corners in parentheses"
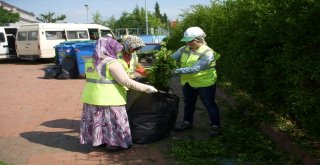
top-left (186, 40), bottom-right (196, 44)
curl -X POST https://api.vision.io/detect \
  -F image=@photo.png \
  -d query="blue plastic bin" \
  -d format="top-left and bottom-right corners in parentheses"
top-left (55, 44), bottom-right (64, 65)
top-left (55, 42), bottom-right (79, 65)
top-left (74, 42), bottom-right (96, 77)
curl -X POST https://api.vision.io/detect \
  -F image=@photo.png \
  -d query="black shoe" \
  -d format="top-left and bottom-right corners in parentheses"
top-left (173, 121), bottom-right (193, 132)
top-left (209, 125), bottom-right (221, 137)
top-left (106, 145), bottom-right (132, 152)
top-left (106, 146), bottom-right (122, 152)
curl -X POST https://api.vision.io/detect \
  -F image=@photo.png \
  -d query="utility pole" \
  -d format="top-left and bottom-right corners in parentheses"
top-left (84, 4), bottom-right (89, 23)
top-left (145, 0), bottom-right (148, 35)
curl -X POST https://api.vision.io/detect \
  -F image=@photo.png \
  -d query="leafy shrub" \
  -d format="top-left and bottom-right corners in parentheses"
top-left (166, 0), bottom-right (320, 136)
top-left (146, 47), bottom-right (179, 91)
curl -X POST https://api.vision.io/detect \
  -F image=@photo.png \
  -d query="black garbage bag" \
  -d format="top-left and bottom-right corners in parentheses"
top-left (43, 65), bottom-right (62, 79)
top-left (60, 57), bottom-right (78, 79)
top-left (57, 69), bottom-right (70, 79)
top-left (126, 90), bottom-right (179, 144)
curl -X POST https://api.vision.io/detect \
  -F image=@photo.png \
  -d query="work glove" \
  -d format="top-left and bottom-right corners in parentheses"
top-left (145, 86), bottom-right (158, 93)
top-left (135, 65), bottom-right (148, 77)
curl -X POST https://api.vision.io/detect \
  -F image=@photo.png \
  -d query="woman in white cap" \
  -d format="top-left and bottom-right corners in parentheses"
top-left (171, 27), bottom-right (221, 137)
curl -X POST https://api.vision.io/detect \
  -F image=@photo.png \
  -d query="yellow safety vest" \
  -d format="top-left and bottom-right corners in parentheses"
top-left (81, 58), bottom-right (129, 106)
top-left (180, 45), bottom-right (220, 87)
top-left (118, 52), bottom-right (139, 76)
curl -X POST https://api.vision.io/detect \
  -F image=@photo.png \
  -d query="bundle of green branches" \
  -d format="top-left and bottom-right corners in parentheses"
top-left (146, 47), bottom-right (179, 92)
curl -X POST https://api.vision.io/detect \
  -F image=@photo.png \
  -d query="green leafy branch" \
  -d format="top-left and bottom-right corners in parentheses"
top-left (147, 47), bottom-right (179, 92)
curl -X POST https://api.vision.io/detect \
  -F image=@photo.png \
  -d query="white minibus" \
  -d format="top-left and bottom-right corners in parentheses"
top-left (15, 23), bottom-right (114, 60)
top-left (0, 26), bottom-right (18, 59)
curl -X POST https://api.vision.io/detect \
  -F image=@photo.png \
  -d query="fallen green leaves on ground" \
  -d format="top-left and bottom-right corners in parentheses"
top-left (159, 86), bottom-right (302, 165)
top-left (0, 161), bottom-right (10, 165)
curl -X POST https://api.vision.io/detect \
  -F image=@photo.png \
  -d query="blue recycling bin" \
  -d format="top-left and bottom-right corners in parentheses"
top-left (55, 44), bottom-right (64, 65)
top-left (74, 42), bottom-right (96, 77)
top-left (55, 42), bottom-right (79, 65)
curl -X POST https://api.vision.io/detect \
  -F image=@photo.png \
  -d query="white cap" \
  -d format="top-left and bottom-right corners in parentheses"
top-left (181, 27), bottom-right (206, 42)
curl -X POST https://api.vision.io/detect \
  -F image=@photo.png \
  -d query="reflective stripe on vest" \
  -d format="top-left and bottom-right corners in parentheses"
top-left (180, 48), bottom-right (216, 70)
top-left (180, 48), bottom-right (211, 57)
top-left (180, 45), bottom-right (218, 87)
top-left (86, 78), bottom-right (117, 84)
top-left (81, 58), bottom-right (128, 106)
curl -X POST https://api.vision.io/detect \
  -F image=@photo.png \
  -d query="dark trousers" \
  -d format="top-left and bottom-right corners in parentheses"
top-left (182, 83), bottom-right (220, 127)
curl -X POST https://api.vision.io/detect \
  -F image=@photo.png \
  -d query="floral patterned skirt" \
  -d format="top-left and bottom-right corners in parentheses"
top-left (80, 103), bottom-right (132, 148)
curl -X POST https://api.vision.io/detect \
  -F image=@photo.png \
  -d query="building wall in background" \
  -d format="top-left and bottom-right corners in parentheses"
top-left (0, 1), bottom-right (38, 26)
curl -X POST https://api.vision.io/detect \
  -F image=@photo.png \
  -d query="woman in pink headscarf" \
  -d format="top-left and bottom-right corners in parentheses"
top-left (80, 36), bottom-right (157, 151)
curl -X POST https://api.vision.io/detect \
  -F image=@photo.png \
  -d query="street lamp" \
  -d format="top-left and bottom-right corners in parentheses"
top-left (84, 4), bottom-right (89, 23)
top-left (145, 0), bottom-right (148, 35)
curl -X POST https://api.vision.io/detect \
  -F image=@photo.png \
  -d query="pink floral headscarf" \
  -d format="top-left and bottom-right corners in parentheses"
top-left (92, 36), bottom-right (123, 67)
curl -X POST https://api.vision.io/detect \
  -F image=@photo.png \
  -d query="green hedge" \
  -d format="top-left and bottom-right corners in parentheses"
top-left (166, 0), bottom-right (320, 135)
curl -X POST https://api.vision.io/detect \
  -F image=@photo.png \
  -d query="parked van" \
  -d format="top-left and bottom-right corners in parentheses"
top-left (0, 26), bottom-right (18, 59)
top-left (15, 23), bottom-right (114, 60)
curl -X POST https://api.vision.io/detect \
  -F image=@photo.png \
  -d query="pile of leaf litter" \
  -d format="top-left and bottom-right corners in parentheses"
top-left (146, 47), bottom-right (179, 92)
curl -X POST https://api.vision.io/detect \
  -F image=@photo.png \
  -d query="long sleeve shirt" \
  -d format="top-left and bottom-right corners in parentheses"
top-left (171, 46), bottom-right (216, 74)
top-left (108, 60), bottom-right (151, 92)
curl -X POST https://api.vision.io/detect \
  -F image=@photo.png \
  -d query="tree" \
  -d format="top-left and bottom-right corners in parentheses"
top-left (0, 7), bottom-right (20, 26)
top-left (36, 12), bottom-right (66, 23)
top-left (154, 2), bottom-right (161, 19)
top-left (105, 15), bottom-right (117, 30)
top-left (115, 11), bottom-right (131, 28)
top-left (104, 2), bottom-right (170, 35)
top-left (92, 11), bottom-right (104, 25)
top-left (161, 13), bottom-right (169, 30)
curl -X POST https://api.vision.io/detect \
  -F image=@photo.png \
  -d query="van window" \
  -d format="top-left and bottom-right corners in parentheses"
top-left (28, 31), bottom-right (38, 41)
top-left (128, 28), bottom-right (139, 35)
top-left (101, 30), bottom-right (113, 37)
top-left (0, 33), bottom-right (5, 42)
top-left (78, 31), bottom-right (88, 39)
top-left (88, 28), bottom-right (98, 40)
top-left (66, 30), bottom-right (88, 39)
top-left (17, 32), bottom-right (27, 41)
top-left (45, 31), bottom-right (65, 40)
